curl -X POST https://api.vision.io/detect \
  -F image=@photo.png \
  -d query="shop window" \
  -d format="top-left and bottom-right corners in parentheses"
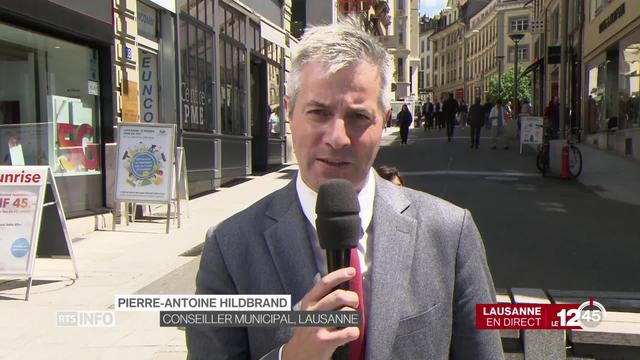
top-left (180, 15), bottom-right (216, 132)
top-left (618, 30), bottom-right (640, 129)
top-left (0, 22), bottom-right (101, 175)
top-left (587, 62), bottom-right (606, 133)
top-left (219, 4), bottom-right (246, 134)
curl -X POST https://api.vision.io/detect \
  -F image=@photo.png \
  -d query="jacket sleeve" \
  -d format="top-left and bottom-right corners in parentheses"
top-left (186, 228), bottom-right (285, 360)
top-left (449, 210), bottom-right (504, 360)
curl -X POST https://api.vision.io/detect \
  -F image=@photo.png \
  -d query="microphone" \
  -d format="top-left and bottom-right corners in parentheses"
top-left (316, 179), bottom-right (361, 280)
top-left (315, 179), bottom-right (361, 360)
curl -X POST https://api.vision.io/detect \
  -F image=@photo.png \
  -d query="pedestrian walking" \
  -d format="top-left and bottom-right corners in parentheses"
top-left (459, 100), bottom-right (468, 130)
top-left (435, 101), bottom-right (442, 129)
top-left (397, 104), bottom-right (412, 144)
top-left (489, 99), bottom-right (508, 149)
top-left (442, 93), bottom-right (459, 142)
top-left (544, 97), bottom-right (560, 139)
top-left (422, 100), bottom-right (433, 131)
top-left (469, 97), bottom-right (484, 149)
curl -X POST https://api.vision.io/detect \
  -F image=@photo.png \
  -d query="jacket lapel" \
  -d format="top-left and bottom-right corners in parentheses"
top-left (263, 180), bottom-right (318, 307)
top-left (367, 176), bottom-right (417, 360)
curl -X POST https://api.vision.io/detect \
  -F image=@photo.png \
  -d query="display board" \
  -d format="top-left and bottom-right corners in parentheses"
top-left (114, 123), bottom-right (176, 233)
top-left (0, 166), bottom-right (78, 300)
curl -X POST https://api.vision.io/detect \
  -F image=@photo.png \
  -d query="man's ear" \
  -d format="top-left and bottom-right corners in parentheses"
top-left (284, 96), bottom-right (292, 119)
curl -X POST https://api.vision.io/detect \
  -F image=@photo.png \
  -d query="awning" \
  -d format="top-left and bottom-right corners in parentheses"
top-left (522, 57), bottom-right (543, 76)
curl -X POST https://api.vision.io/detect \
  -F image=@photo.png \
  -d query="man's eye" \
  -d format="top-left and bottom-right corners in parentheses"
top-left (353, 113), bottom-right (373, 123)
top-left (308, 109), bottom-right (327, 116)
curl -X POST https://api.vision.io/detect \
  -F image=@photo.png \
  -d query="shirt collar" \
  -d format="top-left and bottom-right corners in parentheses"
top-left (296, 169), bottom-right (376, 234)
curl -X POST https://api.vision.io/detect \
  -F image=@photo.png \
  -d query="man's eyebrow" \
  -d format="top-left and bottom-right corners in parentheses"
top-left (305, 100), bottom-right (330, 108)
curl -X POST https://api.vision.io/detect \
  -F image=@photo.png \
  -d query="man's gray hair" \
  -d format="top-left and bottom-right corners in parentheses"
top-left (286, 18), bottom-right (392, 114)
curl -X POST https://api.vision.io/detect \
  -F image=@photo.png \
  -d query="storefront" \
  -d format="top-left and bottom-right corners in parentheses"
top-left (583, 0), bottom-right (640, 159)
top-left (177, 0), bottom-right (288, 195)
top-left (0, 1), bottom-right (114, 217)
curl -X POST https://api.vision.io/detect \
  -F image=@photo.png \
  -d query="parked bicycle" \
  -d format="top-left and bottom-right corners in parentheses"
top-left (536, 126), bottom-right (551, 176)
top-left (566, 127), bottom-right (583, 178)
top-left (535, 127), bottom-right (583, 179)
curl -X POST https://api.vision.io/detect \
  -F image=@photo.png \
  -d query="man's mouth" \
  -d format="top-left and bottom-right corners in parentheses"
top-left (317, 158), bottom-right (350, 166)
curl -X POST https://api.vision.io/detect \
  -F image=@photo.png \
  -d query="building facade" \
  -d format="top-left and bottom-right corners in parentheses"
top-left (419, 16), bottom-right (436, 102)
top-left (466, 0), bottom-right (499, 103)
top-left (0, 0), bottom-right (115, 216)
top-left (431, 4), bottom-right (466, 102)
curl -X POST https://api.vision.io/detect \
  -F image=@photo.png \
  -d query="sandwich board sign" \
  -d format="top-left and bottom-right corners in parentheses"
top-left (519, 116), bottom-right (544, 154)
top-left (0, 166), bottom-right (78, 300)
top-left (115, 123), bottom-right (176, 233)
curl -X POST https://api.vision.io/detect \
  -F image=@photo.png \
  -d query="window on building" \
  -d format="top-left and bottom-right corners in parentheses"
top-left (427, 40), bottom-right (430, 51)
top-left (421, 40), bottom-right (425, 53)
top-left (508, 45), bottom-right (529, 62)
top-left (181, 7), bottom-right (216, 133)
top-left (426, 56), bottom-right (430, 69)
top-left (590, 0), bottom-right (606, 20)
top-left (397, 57), bottom-right (404, 82)
top-left (219, 3), bottom-right (246, 134)
top-left (510, 16), bottom-right (529, 33)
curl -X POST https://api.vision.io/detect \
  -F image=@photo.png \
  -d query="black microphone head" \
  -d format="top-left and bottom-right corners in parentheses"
top-left (315, 179), bottom-right (361, 250)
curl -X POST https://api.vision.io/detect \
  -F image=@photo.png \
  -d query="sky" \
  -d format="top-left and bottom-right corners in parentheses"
top-left (420, 0), bottom-right (448, 17)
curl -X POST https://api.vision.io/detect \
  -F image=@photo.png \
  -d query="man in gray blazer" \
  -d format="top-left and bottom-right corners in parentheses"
top-left (187, 20), bottom-right (504, 360)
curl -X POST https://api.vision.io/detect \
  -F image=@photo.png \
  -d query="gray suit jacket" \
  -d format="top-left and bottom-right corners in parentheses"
top-left (187, 174), bottom-right (504, 360)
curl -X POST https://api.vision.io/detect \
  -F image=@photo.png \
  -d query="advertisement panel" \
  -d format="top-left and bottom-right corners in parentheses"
top-left (0, 166), bottom-right (47, 276)
top-left (520, 116), bottom-right (544, 145)
top-left (115, 123), bottom-right (175, 203)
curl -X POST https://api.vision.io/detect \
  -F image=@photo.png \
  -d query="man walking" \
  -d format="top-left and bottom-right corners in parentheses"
top-left (489, 99), bottom-right (508, 150)
top-left (442, 92), bottom-right (459, 142)
top-left (469, 97), bottom-right (484, 149)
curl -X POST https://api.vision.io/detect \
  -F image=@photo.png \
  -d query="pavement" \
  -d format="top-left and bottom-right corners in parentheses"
top-left (1, 125), bottom-right (639, 359)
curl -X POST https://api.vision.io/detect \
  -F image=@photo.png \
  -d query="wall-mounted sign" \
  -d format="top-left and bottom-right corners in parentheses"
top-left (137, 2), bottom-right (158, 40)
top-left (125, 46), bottom-right (133, 60)
top-left (599, 3), bottom-right (625, 34)
top-left (139, 52), bottom-right (158, 123)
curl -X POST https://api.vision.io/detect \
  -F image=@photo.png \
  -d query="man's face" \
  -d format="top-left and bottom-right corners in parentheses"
top-left (286, 61), bottom-right (386, 192)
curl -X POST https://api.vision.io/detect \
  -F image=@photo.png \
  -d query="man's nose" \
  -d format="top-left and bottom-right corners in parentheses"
top-left (325, 117), bottom-right (351, 149)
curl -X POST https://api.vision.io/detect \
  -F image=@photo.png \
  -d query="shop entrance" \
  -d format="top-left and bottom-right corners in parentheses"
top-left (250, 55), bottom-right (269, 172)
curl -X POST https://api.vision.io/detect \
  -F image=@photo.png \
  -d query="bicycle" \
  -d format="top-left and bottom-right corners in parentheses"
top-left (565, 127), bottom-right (583, 179)
top-left (535, 126), bottom-right (583, 179)
top-left (535, 126), bottom-right (551, 176)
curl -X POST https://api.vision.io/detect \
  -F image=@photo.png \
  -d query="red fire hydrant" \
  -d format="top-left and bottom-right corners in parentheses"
top-left (561, 144), bottom-right (570, 179)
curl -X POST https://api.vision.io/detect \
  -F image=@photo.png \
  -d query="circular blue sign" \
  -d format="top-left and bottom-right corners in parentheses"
top-left (130, 152), bottom-right (157, 179)
top-left (11, 238), bottom-right (30, 258)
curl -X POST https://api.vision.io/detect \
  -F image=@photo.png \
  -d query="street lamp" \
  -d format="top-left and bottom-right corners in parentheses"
top-left (508, 33), bottom-right (524, 122)
top-left (496, 55), bottom-right (504, 102)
